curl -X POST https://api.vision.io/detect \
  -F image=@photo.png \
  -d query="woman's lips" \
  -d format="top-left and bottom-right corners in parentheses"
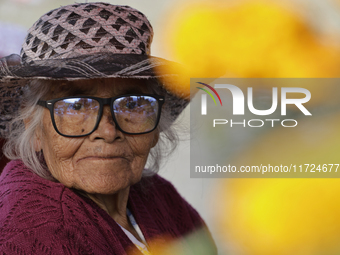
top-left (77, 156), bottom-right (129, 163)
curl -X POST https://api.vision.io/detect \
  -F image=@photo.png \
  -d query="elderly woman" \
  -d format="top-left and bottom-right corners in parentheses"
top-left (0, 3), bottom-right (216, 255)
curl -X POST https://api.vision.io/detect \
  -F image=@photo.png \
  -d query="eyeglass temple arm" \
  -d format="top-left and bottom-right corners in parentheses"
top-left (37, 100), bottom-right (47, 108)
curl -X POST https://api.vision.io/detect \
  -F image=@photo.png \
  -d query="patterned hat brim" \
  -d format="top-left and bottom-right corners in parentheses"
top-left (0, 53), bottom-right (178, 79)
top-left (0, 53), bottom-right (189, 137)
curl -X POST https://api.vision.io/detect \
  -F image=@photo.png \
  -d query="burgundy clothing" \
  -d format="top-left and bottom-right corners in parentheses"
top-left (0, 160), bottom-right (216, 254)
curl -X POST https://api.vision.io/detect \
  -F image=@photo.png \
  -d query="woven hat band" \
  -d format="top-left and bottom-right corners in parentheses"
top-left (20, 3), bottom-right (153, 63)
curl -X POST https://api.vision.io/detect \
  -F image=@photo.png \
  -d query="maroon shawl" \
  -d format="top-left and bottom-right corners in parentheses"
top-left (0, 160), bottom-right (216, 254)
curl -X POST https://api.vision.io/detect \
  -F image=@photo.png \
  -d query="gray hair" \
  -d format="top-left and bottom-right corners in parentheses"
top-left (3, 78), bottom-right (180, 180)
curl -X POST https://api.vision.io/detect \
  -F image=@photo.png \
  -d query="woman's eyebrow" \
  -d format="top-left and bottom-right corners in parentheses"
top-left (60, 87), bottom-right (96, 96)
top-left (122, 86), bottom-right (149, 94)
top-left (123, 89), bottom-right (143, 94)
top-left (54, 84), bottom-right (148, 97)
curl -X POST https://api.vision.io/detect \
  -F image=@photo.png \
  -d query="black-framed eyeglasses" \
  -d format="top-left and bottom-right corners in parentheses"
top-left (37, 94), bottom-right (164, 137)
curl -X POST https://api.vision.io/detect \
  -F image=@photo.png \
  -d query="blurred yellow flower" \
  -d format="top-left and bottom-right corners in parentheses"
top-left (163, 1), bottom-right (340, 78)
top-left (162, 1), bottom-right (340, 254)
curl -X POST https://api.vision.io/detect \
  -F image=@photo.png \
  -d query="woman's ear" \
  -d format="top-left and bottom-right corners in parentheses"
top-left (24, 118), bottom-right (42, 152)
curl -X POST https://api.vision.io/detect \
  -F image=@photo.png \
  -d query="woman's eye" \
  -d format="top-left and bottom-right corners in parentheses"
top-left (126, 101), bottom-right (136, 109)
top-left (71, 103), bottom-right (83, 111)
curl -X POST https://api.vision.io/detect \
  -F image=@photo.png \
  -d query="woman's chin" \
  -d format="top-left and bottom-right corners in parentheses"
top-left (71, 171), bottom-right (140, 195)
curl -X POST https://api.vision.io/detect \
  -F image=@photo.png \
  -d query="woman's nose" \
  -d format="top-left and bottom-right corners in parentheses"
top-left (88, 105), bottom-right (121, 142)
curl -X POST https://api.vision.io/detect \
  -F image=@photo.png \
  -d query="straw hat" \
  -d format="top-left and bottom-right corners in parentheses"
top-left (0, 2), bottom-right (189, 137)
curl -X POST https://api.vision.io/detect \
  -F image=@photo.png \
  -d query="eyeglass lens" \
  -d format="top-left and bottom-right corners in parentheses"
top-left (53, 96), bottom-right (159, 136)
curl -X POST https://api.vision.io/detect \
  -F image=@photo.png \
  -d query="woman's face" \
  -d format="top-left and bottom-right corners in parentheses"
top-left (36, 78), bottom-right (159, 194)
